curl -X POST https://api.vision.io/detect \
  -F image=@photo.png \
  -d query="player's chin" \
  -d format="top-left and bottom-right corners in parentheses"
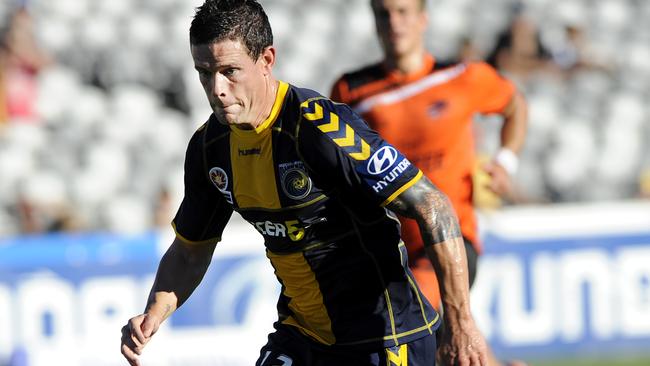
top-left (213, 111), bottom-right (236, 125)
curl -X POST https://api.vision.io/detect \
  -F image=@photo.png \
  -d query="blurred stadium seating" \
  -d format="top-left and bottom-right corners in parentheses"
top-left (0, 0), bottom-right (649, 237)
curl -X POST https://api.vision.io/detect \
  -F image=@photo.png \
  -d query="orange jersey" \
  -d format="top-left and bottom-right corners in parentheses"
top-left (331, 55), bottom-right (515, 253)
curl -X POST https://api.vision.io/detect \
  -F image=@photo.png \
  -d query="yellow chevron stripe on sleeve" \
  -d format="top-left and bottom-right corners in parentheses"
top-left (349, 140), bottom-right (370, 160)
top-left (317, 112), bottom-right (340, 133)
top-left (303, 103), bottom-right (323, 121)
top-left (333, 124), bottom-right (355, 147)
top-left (301, 100), bottom-right (370, 161)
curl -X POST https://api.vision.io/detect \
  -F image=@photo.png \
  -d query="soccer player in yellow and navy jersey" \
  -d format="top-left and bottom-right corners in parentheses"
top-left (120, 1), bottom-right (487, 365)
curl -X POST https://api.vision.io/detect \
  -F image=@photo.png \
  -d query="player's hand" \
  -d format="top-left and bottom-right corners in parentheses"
top-left (483, 160), bottom-right (513, 198)
top-left (437, 318), bottom-right (488, 366)
top-left (120, 313), bottom-right (161, 366)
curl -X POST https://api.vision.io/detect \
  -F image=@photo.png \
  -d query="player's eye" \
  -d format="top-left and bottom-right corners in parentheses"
top-left (223, 68), bottom-right (237, 77)
top-left (196, 68), bottom-right (210, 78)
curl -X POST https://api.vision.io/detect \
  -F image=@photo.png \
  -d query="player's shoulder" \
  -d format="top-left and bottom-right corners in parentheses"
top-left (336, 62), bottom-right (387, 92)
top-left (457, 60), bottom-right (508, 83)
top-left (464, 60), bottom-right (499, 73)
top-left (433, 58), bottom-right (498, 74)
top-left (288, 83), bottom-right (324, 105)
top-left (187, 114), bottom-right (227, 150)
top-left (289, 84), bottom-right (348, 114)
top-left (290, 84), bottom-right (366, 136)
top-left (432, 58), bottom-right (464, 71)
top-left (280, 84), bottom-right (352, 135)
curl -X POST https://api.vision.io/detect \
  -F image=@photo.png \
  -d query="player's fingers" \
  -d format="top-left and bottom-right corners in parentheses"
top-left (456, 354), bottom-right (470, 366)
top-left (488, 174), bottom-right (510, 195)
top-left (141, 314), bottom-right (158, 338)
top-left (484, 181), bottom-right (504, 197)
top-left (122, 324), bottom-right (144, 355)
top-left (120, 328), bottom-right (142, 366)
top-left (129, 316), bottom-right (147, 345)
top-left (468, 351), bottom-right (481, 366)
top-left (479, 351), bottom-right (488, 366)
top-left (121, 343), bottom-right (141, 366)
top-left (131, 333), bottom-right (146, 354)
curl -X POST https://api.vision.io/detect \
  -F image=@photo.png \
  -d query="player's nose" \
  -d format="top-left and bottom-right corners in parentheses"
top-left (211, 74), bottom-right (229, 100)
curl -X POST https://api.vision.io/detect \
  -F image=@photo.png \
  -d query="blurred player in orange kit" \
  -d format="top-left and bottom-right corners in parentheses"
top-left (331, 0), bottom-right (528, 364)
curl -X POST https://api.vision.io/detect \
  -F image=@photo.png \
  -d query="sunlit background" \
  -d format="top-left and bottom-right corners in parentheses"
top-left (1, 0), bottom-right (649, 365)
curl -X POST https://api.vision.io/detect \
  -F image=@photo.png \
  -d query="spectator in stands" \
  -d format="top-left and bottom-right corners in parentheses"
top-left (331, 0), bottom-right (528, 364)
top-left (0, 54), bottom-right (7, 124)
top-left (458, 36), bottom-right (483, 62)
top-left (486, 5), bottom-right (558, 82)
top-left (640, 169), bottom-right (650, 199)
top-left (550, 23), bottom-right (613, 76)
top-left (0, 6), bottom-right (51, 122)
top-left (153, 187), bottom-right (174, 229)
top-left (13, 194), bottom-right (81, 234)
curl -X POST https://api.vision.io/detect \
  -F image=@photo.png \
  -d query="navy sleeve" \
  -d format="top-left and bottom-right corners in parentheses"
top-left (297, 97), bottom-right (423, 207)
top-left (172, 124), bottom-right (233, 244)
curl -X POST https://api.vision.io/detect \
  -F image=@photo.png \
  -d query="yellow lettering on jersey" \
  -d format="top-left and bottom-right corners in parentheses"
top-left (303, 103), bottom-right (323, 121)
top-left (317, 112), bottom-right (339, 133)
top-left (333, 124), bottom-right (355, 147)
top-left (386, 344), bottom-right (408, 365)
top-left (285, 220), bottom-right (305, 241)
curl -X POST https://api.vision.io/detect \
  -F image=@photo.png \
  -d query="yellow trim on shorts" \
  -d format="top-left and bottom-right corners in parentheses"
top-left (384, 289), bottom-right (399, 345)
top-left (337, 314), bottom-right (439, 346)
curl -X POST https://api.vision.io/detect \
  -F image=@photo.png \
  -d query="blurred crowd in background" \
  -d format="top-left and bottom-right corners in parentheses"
top-left (0, 0), bottom-right (649, 237)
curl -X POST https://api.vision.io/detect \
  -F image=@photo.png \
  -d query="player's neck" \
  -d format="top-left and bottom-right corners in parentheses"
top-left (385, 49), bottom-right (427, 75)
top-left (249, 78), bottom-right (279, 130)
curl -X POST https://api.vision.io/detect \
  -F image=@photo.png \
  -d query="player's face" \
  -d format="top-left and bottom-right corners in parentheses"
top-left (372, 0), bottom-right (427, 58)
top-left (191, 39), bottom-right (275, 129)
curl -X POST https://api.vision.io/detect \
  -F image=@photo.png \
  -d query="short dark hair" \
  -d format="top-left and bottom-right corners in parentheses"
top-left (189, 0), bottom-right (273, 60)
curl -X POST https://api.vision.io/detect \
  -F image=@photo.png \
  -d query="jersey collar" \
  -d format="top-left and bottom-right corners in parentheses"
top-left (385, 53), bottom-right (435, 83)
top-left (230, 80), bottom-right (289, 137)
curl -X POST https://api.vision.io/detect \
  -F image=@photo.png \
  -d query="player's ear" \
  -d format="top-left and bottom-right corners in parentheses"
top-left (259, 46), bottom-right (276, 75)
top-left (419, 8), bottom-right (429, 30)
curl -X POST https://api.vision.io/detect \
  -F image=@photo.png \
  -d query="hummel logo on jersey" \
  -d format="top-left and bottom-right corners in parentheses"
top-left (238, 147), bottom-right (261, 156)
top-left (367, 146), bottom-right (398, 175)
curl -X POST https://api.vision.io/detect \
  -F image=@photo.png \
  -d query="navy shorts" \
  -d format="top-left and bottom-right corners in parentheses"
top-left (256, 324), bottom-right (437, 366)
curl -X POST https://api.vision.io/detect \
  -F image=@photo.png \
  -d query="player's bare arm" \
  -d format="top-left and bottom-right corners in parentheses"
top-left (500, 91), bottom-right (528, 155)
top-left (120, 238), bottom-right (217, 366)
top-left (387, 177), bottom-right (488, 366)
top-left (487, 91), bottom-right (529, 197)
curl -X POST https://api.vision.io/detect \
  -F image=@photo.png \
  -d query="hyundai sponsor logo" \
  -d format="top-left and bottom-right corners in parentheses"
top-left (367, 146), bottom-right (398, 175)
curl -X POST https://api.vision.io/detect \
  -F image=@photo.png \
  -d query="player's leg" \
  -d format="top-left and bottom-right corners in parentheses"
top-left (408, 237), bottom-right (512, 366)
top-left (465, 239), bottom-right (528, 366)
top-left (410, 254), bottom-right (441, 309)
top-left (464, 237), bottom-right (478, 288)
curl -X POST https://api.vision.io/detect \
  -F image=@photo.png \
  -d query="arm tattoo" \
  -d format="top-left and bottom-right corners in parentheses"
top-left (388, 177), bottom-right (462, 246)
top-left (163, 304), bottom-right (172, 318)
